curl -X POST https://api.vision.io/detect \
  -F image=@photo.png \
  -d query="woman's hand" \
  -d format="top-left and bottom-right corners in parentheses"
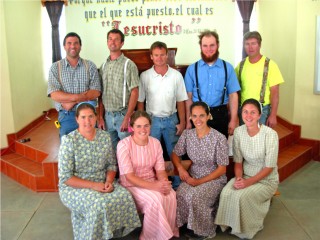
top-left (104, 182), bottom-right (114, 193)
top-left (154, 179), bottom-right (172, 195)
top-left (233, 177), bottom-right (252, 189)
top-left (185, 177), bottom-right (200, 187)
top-left (91, 182), bottom-right (112, 193)
top-left (177, 167), bottom-right (190, 181)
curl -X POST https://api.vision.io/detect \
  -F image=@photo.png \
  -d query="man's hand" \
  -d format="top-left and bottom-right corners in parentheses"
top-left (98, 117), bottom-right (106, 130)
top-left (120, 116), bottom-right (129, 132)
top-left (186, 120), bottom-right (192, 130)
top-left (176, 122), bottom-right (185, 135)
top-left (61, 102), bottom-right (76, 111)
top-left (266, 114), bottom-right (277, 128)
top-left (228, 118), bottom-right (237, 136)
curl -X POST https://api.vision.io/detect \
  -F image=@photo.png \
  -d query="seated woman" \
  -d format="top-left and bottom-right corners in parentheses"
top-left (58, 102), bottom-right (141, 240)
top-left (215, 98), bottom-right (279, 239)
top-left (172, 101), bottom-right (229, 239)
top-left (117, 110), bottom-right (179, 240)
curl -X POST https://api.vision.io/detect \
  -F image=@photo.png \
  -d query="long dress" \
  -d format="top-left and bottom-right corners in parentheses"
top-left (173, 128), bottom-right (229, 237)
top-left (117, 136), bottom-right (179, 240)
top-left (215, 125), bottom-right (279, 239)
top-left (58, 129), bottom-right (141, 240)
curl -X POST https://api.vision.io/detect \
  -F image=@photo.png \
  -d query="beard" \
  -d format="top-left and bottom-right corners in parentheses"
top-left (201, 50), bottom-right (219, 63)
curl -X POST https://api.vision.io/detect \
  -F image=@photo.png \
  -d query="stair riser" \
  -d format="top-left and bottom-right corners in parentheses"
top-left (15, 142), bottom-right (48, 163)
top-left (1, 160), bottom-right (58, 192)
top-left (279, 149), bottom-right (312, 182)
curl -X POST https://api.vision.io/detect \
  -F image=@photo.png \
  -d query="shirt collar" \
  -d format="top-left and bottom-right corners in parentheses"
top-left (198, 58), bottom-right (223, 68)
top-left (64, 57), bottom-right (83, 68)
top-left (151, 64), bottom-right (170, 77)
top-left (107, 53), bottom-right (124, 62)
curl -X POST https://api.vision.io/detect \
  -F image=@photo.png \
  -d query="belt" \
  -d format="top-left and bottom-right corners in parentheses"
top-left (150, 112), bottom-right (176, 119)
top-left (107, 108), bottom-right (127, 113)
top-left (59, 110), bottom-right (76, 114)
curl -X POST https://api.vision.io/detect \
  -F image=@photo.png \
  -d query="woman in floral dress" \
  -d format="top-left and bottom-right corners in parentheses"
top-left (172, 101), bottom-right (229, 239)
top-left (58, 102), bottom-right (141, 240)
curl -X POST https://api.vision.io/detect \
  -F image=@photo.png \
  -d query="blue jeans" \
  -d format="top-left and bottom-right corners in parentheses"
top-left (151, 113), bottom-right (179, 157)
top-left (150, 113), bottom-right (180, 189)
top-left (259, 104), bottom-right (270, 125)
top-left (105, 109), bottom-right (130, 152)
top-left (239, 104), bottom-right (271, 125)
top-left (58, 110), bottom-right (78, 138)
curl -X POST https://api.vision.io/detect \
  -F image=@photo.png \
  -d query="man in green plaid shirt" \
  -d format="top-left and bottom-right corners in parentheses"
top-left (98, 29), bottom-right (139, 151)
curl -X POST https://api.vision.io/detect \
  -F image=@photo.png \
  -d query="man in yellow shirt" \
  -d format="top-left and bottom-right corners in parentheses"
top-left (236, 31), bottom-right (284, 128)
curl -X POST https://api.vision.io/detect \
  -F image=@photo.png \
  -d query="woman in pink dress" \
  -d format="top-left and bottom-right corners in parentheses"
top-left (117, 110), bottom-right (179, 240)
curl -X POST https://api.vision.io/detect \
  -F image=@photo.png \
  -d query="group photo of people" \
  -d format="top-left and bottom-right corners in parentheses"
top-left (48, 27), bottom-right (284, 240)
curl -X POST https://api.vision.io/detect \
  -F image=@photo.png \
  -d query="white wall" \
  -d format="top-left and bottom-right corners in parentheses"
top-left (64, 1), bottom-right (238, 66)
top-left (258, 0), bottom-right (320, 139)
top-left (1, 1), bottom-right (15, 148)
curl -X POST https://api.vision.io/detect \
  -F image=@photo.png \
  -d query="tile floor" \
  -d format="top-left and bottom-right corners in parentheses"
top-left (1, 161), bottom-right (319, 240)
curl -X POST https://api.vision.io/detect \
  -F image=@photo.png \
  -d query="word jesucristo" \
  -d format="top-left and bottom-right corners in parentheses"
top-left (102, 20), bottom-right (182, 35)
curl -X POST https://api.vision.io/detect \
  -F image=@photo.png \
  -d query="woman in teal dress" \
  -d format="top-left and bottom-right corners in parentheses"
top-left (58, 102), bottom-right (141, 240)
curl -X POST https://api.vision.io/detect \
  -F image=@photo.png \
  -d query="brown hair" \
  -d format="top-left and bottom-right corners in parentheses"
top-left (63, 32), bottom-right (82, 46)
top-left (243, 31), bottom-right (262, 45)
top-left (107, 29), bottom-right (125, 43)
top-left (198, 30), bottom-right (220, 45)
top-left (150, 41), bottom-right (168, 54)
top-left (130, 110), bottom-right (152, 127)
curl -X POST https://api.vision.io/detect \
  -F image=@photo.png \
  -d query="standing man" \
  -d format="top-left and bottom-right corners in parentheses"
top-left (236, 31), bottom-right (284, 128)
top-left (98, 29), bottom-right (139, 151)
top-left (185, 30), bottom-right (240, 138)
top-left (47, 32), bottom-right (101, 137)
top-left (137, 41), bottom-right (188, 189)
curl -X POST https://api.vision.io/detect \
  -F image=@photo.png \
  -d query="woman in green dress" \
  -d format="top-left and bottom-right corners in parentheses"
top-left (58, 102), bottom-right (141, 240)
top-left (215, 98), bottom-right (279, 239)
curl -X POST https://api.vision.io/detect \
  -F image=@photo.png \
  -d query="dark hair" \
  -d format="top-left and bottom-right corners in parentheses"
top-left (242, 98), bottom-right (262, 115)
top-left (63, 32), bottom-right (82, 46)
top-left (243, 31), bottom-right (262, 45)
top-left (75, 102), bottom-right (97, 117)
top-left (198, 30), bottom-right (220, 45)
top-left (150, 41), bottom-right (168, 54)
top-left (107, 29), bottom-right (125, 43)
top-left (130, 110), bottom-right (152, 127)
top-left (190, 101), bottom-right (210, 115)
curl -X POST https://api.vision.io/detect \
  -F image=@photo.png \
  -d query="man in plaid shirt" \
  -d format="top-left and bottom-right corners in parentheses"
top-left (47, 32), bottom-right (101, 137)
top-left (98, 29), bottom-right (139, 151)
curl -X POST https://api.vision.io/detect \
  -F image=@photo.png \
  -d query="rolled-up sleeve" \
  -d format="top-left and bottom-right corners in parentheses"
top-left (88, 61), bottom-right (102, 91)
top-left (47, 63), bottom-right (62, 97)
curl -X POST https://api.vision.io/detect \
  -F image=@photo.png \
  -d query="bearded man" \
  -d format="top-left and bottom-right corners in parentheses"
top-left (184, 30), bottom-right (240, 139)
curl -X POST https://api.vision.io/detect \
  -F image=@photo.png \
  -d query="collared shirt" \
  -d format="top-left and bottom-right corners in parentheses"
top-left (47, 57), bottom-right (101, 111)
top-left (185, 58), bottom-right (240, 107)
top-left (139, 65), bottom-right (188, 117)
top-left (100, 54), bottom-right (139, 112)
